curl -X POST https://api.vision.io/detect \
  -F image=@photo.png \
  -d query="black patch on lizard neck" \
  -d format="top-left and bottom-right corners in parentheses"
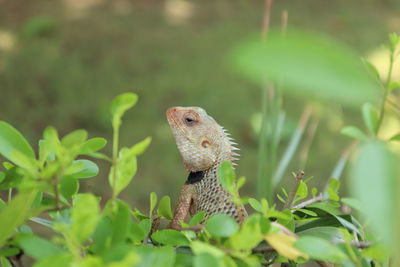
top-left (185, 171), bottom-right (205, 184)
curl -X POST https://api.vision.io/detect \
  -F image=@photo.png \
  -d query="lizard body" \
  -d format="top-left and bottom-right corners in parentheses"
top-left (166, 106), bottom-right (247, 230)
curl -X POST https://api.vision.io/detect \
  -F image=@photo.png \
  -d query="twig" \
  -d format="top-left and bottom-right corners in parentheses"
top-left (291, 193), bottom-right (324, 210)
top-left (261, 0), bottom-right (273, 40)
top-left (283, 171), bottom-right (305, 210)
top-left (281, 9), bottom-right (288, 34)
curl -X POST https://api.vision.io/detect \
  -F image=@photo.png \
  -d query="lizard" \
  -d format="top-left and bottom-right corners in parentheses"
top-left (166, 106), bottom-right (247, 230)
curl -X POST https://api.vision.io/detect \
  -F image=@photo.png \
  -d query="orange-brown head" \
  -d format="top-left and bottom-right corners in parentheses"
top-left (166, 106), bottom-right (239, 172)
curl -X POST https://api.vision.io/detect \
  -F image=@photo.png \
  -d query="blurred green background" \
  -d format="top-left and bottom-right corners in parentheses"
top-left (0, 0), bottom-right (399, 210)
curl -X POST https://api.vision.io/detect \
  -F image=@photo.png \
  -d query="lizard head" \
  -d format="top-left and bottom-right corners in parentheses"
top-left (166, 106), bottom-right (239, 172)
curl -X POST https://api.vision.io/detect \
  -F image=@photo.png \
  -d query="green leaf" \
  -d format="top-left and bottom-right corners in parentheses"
top-left (350, 141), bottom-right (398, 247)
top-left (0, 190), bottom-right (38, 247)
top-left (0, 248), bottom-right (20, 257)
top-left (151, 229), bottom-right (190, 246)
top-left (229, 214), bottom-right (266, 250)
top-left (361, 103), bottom-right (379, 135)
top-left (389, 133), bottom-right (400, 141)
top-left (60, 176), bottom-right (79, 199)
top-left (157, 196), bottom-right (173, 220)
top-left (131, 137), bottom-right (152, 156)
top-left (194, 253), bottom-right (222, 267)
top-left (327, 179), bottom-right (340, 201)
top-left (70, 194), bottom-right (100, 244)
top-left (388, 81), bottom-right (400, 92)
top-left (16, 234), bottom-right (63, 260)
top-left (0, 121), bottom-right (36, 168)
top-left (294, 181), bottom-right (308, 202)
top-left (130, 219), bottom-right (150, 243)
top-left (61, 129), bottom-right (87, 147)
top-left (295, 236), bottom-right (348, 262)
top-left (189, 211), bottom-right (205, 227)
top-left (133, 246), bottom-right (175, 267)
top-left (110, 93), bottom-right (138, 129)
top-left (248, 198), bottom-right (263, 213)
top-left (341, 197), bottom-right (363, 212)
top-left (206, 214), bottom-right (239, 237)
top-left (81, 138), bottom-right (107, 154)
top-left (0, 256), bottom-right (12, 267)
top-left (217, 161), bottom-right (236, 193)
top-left (34, 253), bottom-right (73, 267)
top-left (66, 159), bottom-right (99, 179)
top-left (149, 192), bottom-right (158, 215)
top-left (110, 200), bottom-right (132, 245)
top-left (232, 30), bottom-right (378, 107)
top-left (340, 126), bottom-right (368, 140)
top-left (109, 145), bottom-right (140, 196)
top-left (293, 209), bottom-right (318, 217)
top-left (296, 226), bottom-right (343, 243)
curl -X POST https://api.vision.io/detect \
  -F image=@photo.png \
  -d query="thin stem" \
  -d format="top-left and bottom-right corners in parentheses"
top-left (8, 188), bottom-right (12, 202)
top-left (377, 52), bottom-right (394, 134)
top-left (292, 193), bottom-right (324, 210)
top-left (283, 171), bottom-right (305, 210)
top-left (111, 125), bottom-right (119, 200)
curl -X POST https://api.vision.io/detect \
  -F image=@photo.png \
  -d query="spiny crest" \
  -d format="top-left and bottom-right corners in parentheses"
top-left (220, 126), bottom-right (240, 165)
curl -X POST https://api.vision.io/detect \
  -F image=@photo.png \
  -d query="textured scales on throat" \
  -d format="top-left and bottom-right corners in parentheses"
top-left (166, 106), bottom-right (246, 227)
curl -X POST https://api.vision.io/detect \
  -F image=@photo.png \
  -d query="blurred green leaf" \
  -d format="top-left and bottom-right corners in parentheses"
top-left (350, 141), bottom-right (398, 247)
top-left (61, 129), bottom-right (87, 147)
top-left (340, 126), bottom-right (368, 140)
top-left (16, 234), bottom-right (63, 260)
top-left (0, 121), bottom-right (36, 168)
top-left (388, 81), bottom-right (400, 92)
top-left (229, 214), bottom-right (266, 250)
top-left (389, 133), bottom-right (400, 141)
top-left (194, 253), bottom-right (222, 267)
top-left (111, 93), bottom-right (138, 129)
top-left (248, 198), bottom-right (263, 213)
top-left (60, 176), bottom-right (79, 199)
top-left (361, 103), bottom-right (379, 135)
top-left (133, 246), bottom-right (175, 267)
top-left (295, 236), bottom-right (348, 262)
top-left (70, 194), bottom-right (100, 244)
top-left (130, 219), bottom-right (150, 243)
top-left (67, 159), bottom-right (99, 179)
top-left (206, 214), bottom-right (239, 237)
top-left (151, 229), bottom-right (190, 246)
top-left (109, 147), bottom-right (137, 197)
top-left (34, 253), bottom-right (73, 267)
top-left (0, 190), bottom-right (38, 247)
top-left (217, 161), bottom-right (235, 193)
top-left (131, 137), bottom-right (152, 156)
top-left (0, 248), bottom-right (20, 257)
top-left (109, 201), bottom-right (132, 245)
top-left (81, 138), bottom-right (107, 155)
top-left (189, 211), bottom-right (205, 227)
top-left (296, 226), bottom-right (343, 243)
top-left (326, 179), bottom-right (340, 201)
top-left (157, 196), bottom-right (173, 220)
top-left (150, 192), bottom-right (158, 215)
top-left (232, 30), bottom-right (378, 106)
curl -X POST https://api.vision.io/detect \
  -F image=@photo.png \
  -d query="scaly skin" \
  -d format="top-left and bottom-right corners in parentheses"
top-left (166, 106), bottom-right (247, 230)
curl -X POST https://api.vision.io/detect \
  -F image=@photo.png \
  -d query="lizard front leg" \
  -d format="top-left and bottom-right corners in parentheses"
top-left (169, 184), bottom-right (194, 230)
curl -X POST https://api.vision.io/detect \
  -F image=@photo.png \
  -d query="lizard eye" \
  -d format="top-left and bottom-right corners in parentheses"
top-left (184, 117), bottom-right (195, 126)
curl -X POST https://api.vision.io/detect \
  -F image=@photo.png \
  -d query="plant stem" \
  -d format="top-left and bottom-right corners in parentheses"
top-left (377, 51), bottom-right (394, 135)
top-left (283, 170), bottom-right (304, 210)
top-left (8, 188), bottom-right (12, 202)
top-left (292, 193), bottom-right (324, 210)
top-left (111, 125), bottom-right (119, 200)
top-left (256, 0), bottom-right (273, 201)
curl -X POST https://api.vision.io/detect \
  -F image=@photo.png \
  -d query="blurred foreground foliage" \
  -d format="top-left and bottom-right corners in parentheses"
top-left (1, 1), bottom-right (400, 265)
top-left (0, 30), bottom-right (399, 266)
